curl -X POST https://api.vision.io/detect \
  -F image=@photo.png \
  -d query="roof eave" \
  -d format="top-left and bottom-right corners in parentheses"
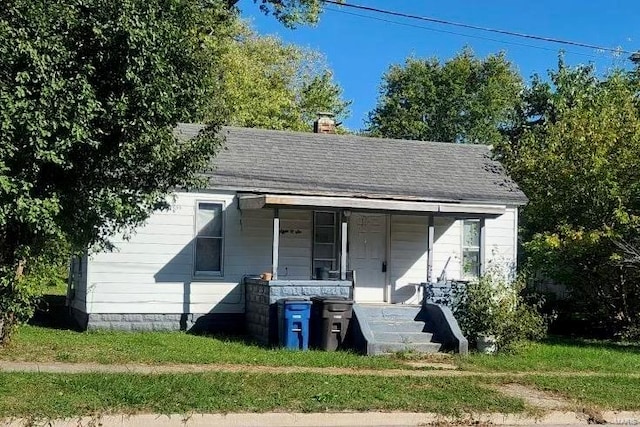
top-left (205, 183), bottom-right (528, 207)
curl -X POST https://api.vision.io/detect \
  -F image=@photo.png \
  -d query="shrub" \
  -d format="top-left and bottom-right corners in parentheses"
top-left (452, 266), bottom-right (547, 352)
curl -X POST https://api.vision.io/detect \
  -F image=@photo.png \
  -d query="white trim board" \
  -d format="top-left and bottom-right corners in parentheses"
top-left (239, 194), bottom-right (506, 216)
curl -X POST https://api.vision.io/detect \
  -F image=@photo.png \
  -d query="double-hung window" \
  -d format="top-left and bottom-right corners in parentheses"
top-left (462, 219), bottom-right (480, 279)
top-left (195, 202), bottom-right (224, 276)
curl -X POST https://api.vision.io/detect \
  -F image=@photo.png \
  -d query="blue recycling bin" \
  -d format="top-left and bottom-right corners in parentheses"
top-left (277, 298), bottom-right (312, 350)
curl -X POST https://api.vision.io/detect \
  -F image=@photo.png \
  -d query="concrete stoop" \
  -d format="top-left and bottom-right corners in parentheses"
top-left (353, 304), bottom-right (442, 355)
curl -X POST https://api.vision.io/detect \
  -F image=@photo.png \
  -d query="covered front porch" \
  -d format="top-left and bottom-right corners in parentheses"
top-left (239, 193), bottom-right (507, 304)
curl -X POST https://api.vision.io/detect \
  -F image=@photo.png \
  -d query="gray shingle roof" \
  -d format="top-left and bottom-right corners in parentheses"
top-left (176, 124), bottom-right (527, 205)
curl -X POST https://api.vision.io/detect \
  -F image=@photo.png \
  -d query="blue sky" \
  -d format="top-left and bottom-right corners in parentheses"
top-left (237, 0), bottom-right (639, 131)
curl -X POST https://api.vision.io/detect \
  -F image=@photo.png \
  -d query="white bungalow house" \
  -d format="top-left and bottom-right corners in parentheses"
top-left (67, 118), bottom-right (527, 342)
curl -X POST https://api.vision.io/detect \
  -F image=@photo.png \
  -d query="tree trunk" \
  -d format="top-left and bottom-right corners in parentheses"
top-left (15, 259), bottom-right (25, 280)
top-left (0, 259), bottom-right (26, 345)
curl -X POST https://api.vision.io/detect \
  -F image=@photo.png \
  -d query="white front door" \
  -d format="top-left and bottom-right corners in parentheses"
top-left (349, 213), bottom-right (387, 302)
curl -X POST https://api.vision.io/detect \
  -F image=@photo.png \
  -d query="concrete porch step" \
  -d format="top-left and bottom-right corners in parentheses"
top-left (370, 341), bottom-right (442, 354)
top-left (370, 331), bottom-right (434, 343)
top-left (352, 303), bottom-right (444, 355)
top-left (368, 320), bottom-right (428, 333)
top-left (356, 305), bottom-right (424, 319)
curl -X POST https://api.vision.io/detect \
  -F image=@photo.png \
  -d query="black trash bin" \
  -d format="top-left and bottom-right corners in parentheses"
top-left (311, 296), bottom-right (353, 351)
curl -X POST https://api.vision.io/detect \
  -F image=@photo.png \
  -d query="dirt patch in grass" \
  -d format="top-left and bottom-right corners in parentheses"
top-left (0, 361), bottom-right (471, 378)
top-left (392, 352), bottom-right (459, 370)
top-left (494, 383), bottom-right (572, 410)
top-left (403, 361), bottom-right (458, 370)
top-left (491, 382), bottom-right (610, 424)
top-left (6, 360), bottom-right (640, 381)
top-left (522, 375), bottom-right (640, 411)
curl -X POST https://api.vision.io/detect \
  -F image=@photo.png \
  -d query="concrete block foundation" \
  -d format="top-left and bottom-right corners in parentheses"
top-left (70, 307), bottom-right (244, 334)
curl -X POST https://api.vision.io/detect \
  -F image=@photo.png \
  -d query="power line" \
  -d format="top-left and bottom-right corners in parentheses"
top-left (322, 0), bottom-right (630, 55)
top-left (324, 6), bottom-right (606, 60)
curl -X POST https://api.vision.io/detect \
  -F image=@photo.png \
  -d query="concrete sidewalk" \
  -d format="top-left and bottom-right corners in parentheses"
top-left (2, 411), bottom-right (640, 426)
top-left (2, 361), bottom-right (639, 378)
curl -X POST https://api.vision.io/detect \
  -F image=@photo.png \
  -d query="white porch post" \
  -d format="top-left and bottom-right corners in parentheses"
top-left (427, 215), bottom-right (434, 283)
top-left (479, 217), bottom-right (486, 276)
top-left (340, 212), bottom-right (348, 280)
top-left (272, 208), bottom-right (280, 280)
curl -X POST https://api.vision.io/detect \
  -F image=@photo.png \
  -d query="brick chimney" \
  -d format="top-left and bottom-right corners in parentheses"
top-left (313, 112), bottom-right (336, 134)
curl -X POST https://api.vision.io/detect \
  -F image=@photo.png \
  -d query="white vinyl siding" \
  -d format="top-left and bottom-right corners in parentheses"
top-left (74, 190), bottom-right (519, 316)
top-left (432, 217), bottom-right (462, 282)
top-left (85, 191), bottom-right (250, 315)
top-left (484, 207), bottom-right (518, 279)
top-left (387, 210), bottom-right (519, 303)
top-left (82, 194), bottom-right (319, 315)
top-left (430, 209), bottom-right (518, 283)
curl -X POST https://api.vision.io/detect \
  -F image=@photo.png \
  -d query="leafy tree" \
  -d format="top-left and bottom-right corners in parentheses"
top-left (228, 0), bottom-right (329, 28)
top-left (367, 48), bottom-right (523, 144)
top-left (495, 59), bottom-right (640, 338)
top-left (208, 22), bottom-right (350, 131)
top-left (0, 0), bottom-right (338, 342)
top-left (0, 0), bottom-right (228, 342)
top-left (298, 71), bottom-right (350, 127)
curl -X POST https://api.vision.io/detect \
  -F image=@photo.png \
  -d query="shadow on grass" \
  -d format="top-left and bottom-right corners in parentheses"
top-left (541, 335), bottom-right (640, 354)
top-left (186, 319), bottom-right (279, 349)
top-left (28, 294), bottom-right (260, 348)
top-left (187, 328), bottom-right (264, 347)
top-left (29, 295), bottom-right (82, 332)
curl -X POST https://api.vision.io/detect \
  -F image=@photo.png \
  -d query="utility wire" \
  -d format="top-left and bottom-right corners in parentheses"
top-left (322, 0), bottom-right (629, 55)
top-left (324, 6), bottom-right (606, 60)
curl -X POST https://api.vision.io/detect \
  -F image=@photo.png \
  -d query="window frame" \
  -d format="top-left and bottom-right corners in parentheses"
top-left (312, 210), bottom-right (340, 278)
top-left (461, 218), bottom-right (481, 279)
top-left (193, 200), bottom-right (225, 278)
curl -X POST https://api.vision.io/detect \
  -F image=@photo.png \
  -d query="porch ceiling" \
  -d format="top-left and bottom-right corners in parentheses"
top-left (238, 194), bottom-right (506, 216)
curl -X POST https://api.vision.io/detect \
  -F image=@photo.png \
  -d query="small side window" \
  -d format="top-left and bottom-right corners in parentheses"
top-left (195, 202), bottom-right (224, 276)
top-left (462, 219), bottom-right (480, 278)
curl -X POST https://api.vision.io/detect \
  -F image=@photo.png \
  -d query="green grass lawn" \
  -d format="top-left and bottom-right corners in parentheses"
top-left (42, 280), bottom-right (69, 296)
top-left (0, 372), bottom-right (526, 419)
top-left (5, 326), bottom-right (640, 375)
top-left (4, 327), bottom-right (640, 417)
top-left (457, 337), bottom-right (640, 374)
top-left (0, 325), bottom-right (404, 369)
